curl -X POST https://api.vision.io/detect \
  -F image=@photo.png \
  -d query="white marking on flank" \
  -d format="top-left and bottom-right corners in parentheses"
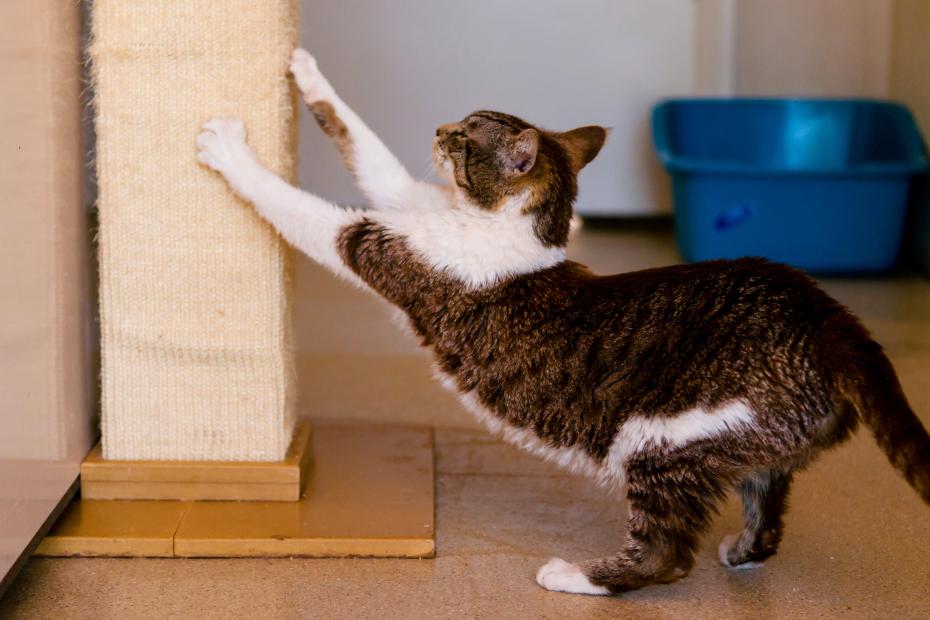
top-left (606, 400), bottom-right (756, 488)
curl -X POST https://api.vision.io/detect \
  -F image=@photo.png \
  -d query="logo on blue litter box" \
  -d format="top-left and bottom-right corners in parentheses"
top-left (715, 204), bottom-right (754, 231)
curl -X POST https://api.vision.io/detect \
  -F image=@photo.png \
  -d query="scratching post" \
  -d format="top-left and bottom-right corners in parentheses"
top-left (38, 0), bottom-right (436, 559)
top-left (92, 0), bottom-right (299, 461)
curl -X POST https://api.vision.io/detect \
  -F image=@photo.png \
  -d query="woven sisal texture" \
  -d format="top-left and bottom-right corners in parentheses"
top-left (93, 0), bottom-right (299, 461)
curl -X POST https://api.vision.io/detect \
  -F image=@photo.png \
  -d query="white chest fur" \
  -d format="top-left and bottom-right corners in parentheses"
top-left (371, 192), bottom-right (565, 289)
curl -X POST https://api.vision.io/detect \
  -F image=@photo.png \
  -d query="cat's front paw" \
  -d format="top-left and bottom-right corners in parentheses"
top-left (289, 48), bottom-right (333, 103)
top-left (196, 117), bottom-right (255, 174)
top-left (535, 558), bottom-right (610, 596)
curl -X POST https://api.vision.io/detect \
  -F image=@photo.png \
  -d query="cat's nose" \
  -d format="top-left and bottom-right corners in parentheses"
top-left (436, 123), bottom-right (458, 138)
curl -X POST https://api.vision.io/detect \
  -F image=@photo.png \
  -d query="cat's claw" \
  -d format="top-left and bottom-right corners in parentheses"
top-left (196, 117), bottom-right (254, 174)
top-left (289, 48), bottom-right (333, 103)
top-left (535, 558), bottom-right (610, 596)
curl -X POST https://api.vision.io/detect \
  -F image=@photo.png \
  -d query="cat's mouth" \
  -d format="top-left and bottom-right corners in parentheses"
top-left (432, 138), bottom-right (454, 182)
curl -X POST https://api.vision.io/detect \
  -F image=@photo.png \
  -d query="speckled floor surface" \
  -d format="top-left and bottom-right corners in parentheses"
top-left (1, 223), bottom-right (928, 619)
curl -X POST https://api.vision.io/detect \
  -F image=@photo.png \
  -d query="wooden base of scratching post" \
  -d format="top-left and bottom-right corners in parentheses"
top-left (81, 422), bottom-right (313, 502)
top-left (36, 422), bottom-right (435, 559)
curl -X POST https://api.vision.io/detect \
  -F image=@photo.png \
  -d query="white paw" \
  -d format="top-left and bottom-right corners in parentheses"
top-left (535, 558), bottom-right (609, 596)
top-left (196, 118), bottom-right (255, 173)
top-left (289, 48), bottom-right (333, 102)
top-left (718, 534), bottom-right (764, 570)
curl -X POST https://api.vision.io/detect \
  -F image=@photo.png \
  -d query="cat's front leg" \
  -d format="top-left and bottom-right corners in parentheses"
top-left (289, 48), bottom-right (421, 209)
top-left (196, 117), bottom-right (365, 285)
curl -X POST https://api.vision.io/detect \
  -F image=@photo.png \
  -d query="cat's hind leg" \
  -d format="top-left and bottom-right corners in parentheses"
top-left (537, 452), bottom-right (726, 595)
top-left (718, 468), bottom-right (793, 569)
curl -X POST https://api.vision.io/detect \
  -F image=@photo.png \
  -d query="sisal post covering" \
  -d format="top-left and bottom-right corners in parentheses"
top-left (92, 1), bottom-right (299, 461)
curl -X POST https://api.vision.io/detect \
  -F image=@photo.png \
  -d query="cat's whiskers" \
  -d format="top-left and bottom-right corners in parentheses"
top-left (419, 154), bottom-right (436, 183)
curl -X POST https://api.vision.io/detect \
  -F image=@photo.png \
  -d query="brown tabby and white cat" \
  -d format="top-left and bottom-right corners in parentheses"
top-left (197, 48), bottom-right (930, 595)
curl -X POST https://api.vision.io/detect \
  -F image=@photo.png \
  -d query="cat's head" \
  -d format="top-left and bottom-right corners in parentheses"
top-left (433, 110), bottom-right (607, 247)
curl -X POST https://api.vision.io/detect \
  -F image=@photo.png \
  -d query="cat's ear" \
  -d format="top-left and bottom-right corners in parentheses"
top-left (559, 126), bottom-right (608, 170)
top-left (502, 128), bottom-right (539, 177)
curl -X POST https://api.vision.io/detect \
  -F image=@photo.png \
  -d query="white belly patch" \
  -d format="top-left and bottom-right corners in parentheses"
top-left (436, 368), bottom-right (756, 489)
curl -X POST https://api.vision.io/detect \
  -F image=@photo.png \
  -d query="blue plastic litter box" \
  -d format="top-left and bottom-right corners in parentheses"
top-left (652, 99), bottom-right (929, 272)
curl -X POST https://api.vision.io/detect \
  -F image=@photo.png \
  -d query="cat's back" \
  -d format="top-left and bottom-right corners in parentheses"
top-left (574, 256), bottom-right (849, 332)
top-left (476, 256), bottom-right (851, 346)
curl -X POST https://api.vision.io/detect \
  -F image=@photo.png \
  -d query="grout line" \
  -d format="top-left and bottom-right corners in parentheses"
top-left (170, 502), bottom-right (195, 558)
top-left (436, 471), bottom-right (575, 479)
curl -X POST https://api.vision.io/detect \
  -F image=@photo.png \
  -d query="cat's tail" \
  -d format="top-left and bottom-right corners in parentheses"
top-left (851, 342), bottom-right (930, 505)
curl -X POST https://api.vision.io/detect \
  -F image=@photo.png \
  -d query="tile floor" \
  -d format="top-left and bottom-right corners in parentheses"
top-left (1, 222), bottom-right (928, 619)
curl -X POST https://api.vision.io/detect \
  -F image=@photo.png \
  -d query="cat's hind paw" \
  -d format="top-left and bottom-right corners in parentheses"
top-left (196, 117), bottom-right (254, 174)
top-left (535, 558), bottom-right (610, 596)
top-left (289, 48), bottom-right (333, 103)
top-left (718, 534), bottom-right (765, 570)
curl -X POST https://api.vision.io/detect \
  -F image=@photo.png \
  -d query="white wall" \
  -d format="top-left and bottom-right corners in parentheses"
top-left (297, 0), bottom-right (700, 216)
top-left (296, 1), bottom-right (899, 216)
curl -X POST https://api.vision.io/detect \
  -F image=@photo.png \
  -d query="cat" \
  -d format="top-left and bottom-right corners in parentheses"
top-left (196, 48), bottom-right (930, 595)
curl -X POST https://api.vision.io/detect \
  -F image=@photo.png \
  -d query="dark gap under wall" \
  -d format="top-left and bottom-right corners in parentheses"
top-left (905, 175), bottom-right (930, 277)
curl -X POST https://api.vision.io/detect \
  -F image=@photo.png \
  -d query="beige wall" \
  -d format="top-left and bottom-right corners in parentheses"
top-left (0, 1), bottom-right (94, 461)
top-left (890, 0), bottom-right (930, 272)
top-left (694, 0), bottom-right (736, 95)
top-left (733, 0), bottom-right (893, 97)
top-left (890, 0), bottom-right (930, 132)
